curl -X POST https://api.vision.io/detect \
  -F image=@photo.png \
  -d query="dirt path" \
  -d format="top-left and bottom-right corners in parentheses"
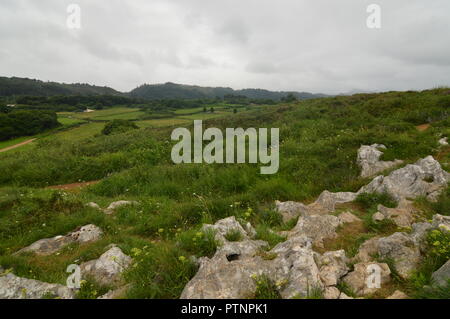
top-left (47, 180), bottom-right (100, 191)
top-left (0, 138), bottom-right (37, 153)
top-left (416, 123), bottom-right (430, 131)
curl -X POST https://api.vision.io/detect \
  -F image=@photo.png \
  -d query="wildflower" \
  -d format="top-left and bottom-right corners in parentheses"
top-left (178, 256), bottom-right (187, 262)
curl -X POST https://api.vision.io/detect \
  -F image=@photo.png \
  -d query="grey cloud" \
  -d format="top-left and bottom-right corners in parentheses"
top-left (0, 0), bottom-right (449, 93)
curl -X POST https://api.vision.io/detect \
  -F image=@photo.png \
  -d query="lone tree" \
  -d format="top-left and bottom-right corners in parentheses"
top-left (281, 93), bottom-right (298, 103)
top-left (233, 108), bottom-right (237, 114)
top-left (210, 107), bottom-right (215, 113)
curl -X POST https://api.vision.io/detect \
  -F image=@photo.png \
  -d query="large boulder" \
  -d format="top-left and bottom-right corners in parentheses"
top-left (80, 246), bottom-right (132, 286)
top-left (342, 262), bottom-right (391, 296)
top-left (0, 273), bottom-right (74, 299)
top-left (353, 237), bottom-right (381, 263)
top-left (358, 156), bottom-right (449, 202)
top-left (357, 144), bottom-right (403, 178)
top-left (15, 224), bottom-right (103, 256)
top-left (378, 232), bottom-right (421, 279)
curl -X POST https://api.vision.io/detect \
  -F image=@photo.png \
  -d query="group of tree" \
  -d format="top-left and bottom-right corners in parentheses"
top-left (0, 107), bottom-right (59, 141)
top-left (101, 119), bottom-right (139, 135)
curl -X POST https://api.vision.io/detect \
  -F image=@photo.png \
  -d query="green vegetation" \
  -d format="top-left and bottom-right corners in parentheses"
top-left (0, 110), bottom-right (59, 141)
top-left (0, 87), bottom-right (448, 298)
top-left (101, 120), bottom-right (139, 136)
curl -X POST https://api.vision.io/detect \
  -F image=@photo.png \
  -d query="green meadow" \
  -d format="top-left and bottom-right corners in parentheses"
top-left (0, 89), bottom-right (449, 298)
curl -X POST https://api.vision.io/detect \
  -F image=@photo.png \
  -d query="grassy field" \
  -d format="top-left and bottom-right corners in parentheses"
top-left (0, 89), bottom-right (449, 299)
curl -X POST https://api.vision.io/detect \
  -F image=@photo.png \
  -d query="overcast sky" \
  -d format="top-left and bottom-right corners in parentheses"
top-left (1, 0), bottom-right (449, 94)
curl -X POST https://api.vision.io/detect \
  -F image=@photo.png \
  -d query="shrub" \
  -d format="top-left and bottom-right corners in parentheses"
top-left (101, 119), bottom-right (138, 135)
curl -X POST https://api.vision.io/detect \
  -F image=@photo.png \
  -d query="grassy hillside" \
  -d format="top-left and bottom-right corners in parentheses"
top-left (0, 77), bottom-right (120, 97)
top-left (0, 88), bottom-right (448, 298)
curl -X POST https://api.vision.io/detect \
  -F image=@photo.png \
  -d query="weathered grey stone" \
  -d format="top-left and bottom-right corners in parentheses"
top-left (372, 212), bottom-right (385, 222)
top-left (432, 214), bottom-right (450, 232)
top-left (342, 262), bottom-right (391, 296)
top-left (181, 219), bottom-right (323, 299)
top-left (358, 156), bottom-right (449, 202)
top-left (431, 259), bottom-right (450, 287)
top-left (410, 222), bottom-right (433, 253)
top-left (438, 137), bottom-right (448, 146)
top-left (80, 246), bottom-right (132, 286)
top-left (104, 200), bottom-right (139, 215)
top-left (202, 216), bottom-right (250, 243)
top-left (386, 290), bottom-right (409, 299)
top-left (275, 200), bottom-right (310, 222)
top-left (288, 214), bottom-right (342, 248)
top-left (275, 191), bottom-right (358, 222)
top-left (378, 232), bottom-right (421, 279)
top-left (353, 237), bottom-right (380, 263)
top-left (338, 211), bottom-right (362, 224)
top-left (86, 202), bottom-right (101, 210)
top-left (377, 199), bottom-right (416, 227)
top-left (357, 144), bottom-right (403, 178)
top-left (313, 191), bottom-right (358, 212)
top-left (15, 224), bottom-right (103, 256)
top-left (0, 273), bottom-right (74, 299)
top-left (315, 250), bottom-right (349, 286)
top-left (323, 286), bottom-right (341, 299)
top-left (339, 292), bottom-right (354, 299)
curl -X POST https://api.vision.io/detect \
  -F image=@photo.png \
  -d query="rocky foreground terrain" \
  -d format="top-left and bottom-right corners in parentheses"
top-left (1, 143), bottom-right (449, 299)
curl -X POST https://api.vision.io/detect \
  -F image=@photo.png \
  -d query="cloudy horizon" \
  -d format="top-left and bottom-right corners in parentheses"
top-left (1, 0), bottom-right (450, 94)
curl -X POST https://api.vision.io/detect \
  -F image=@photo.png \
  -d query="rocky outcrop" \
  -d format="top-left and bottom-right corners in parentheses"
top-left (181, 217), bottom-right (349, 299)
top-left (15, 224), bottom-right (103, 256)
top-left (359, 156), bottom-right (450, 202)
top-left (438, 137), bottom-right (448, 146)
top-left (342, 262), bottom-right (391, 296)
top-left (376, 199), bottom-right (417, 227)
top-left (288, 214), bottom-right (342, 248)
top-left (338, 211), bottom-right (361, 224)
top-left (357, 144), bottom-right (403, 178)
top-left (80, 246), bottom-right (132, 286)
top-left (386, 290), bottom-right (409, 299)
top-left (104, 201), bottom-right (139, 215)
top-left (432, 259), bottom-right (450, 287)
top-left (378, 232), bottom-right (422, 279)
top-left (353, 237), bottom-right (380, 263)
top-left (275, 191), bottom-right (358, 222)
top-left (0, 273), bottom-right (74, 299)
top-left (315, 250), bottom-right (349, 286)
top-left (202, 216), bottom-right (252, 243)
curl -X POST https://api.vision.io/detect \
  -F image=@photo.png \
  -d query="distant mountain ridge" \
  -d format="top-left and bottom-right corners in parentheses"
top-left (0, 77), bottom-right (327, 101)
top-left (0, 77), bottom-right (120, 97)
top-left (129, 82), bottom-right (327, 100)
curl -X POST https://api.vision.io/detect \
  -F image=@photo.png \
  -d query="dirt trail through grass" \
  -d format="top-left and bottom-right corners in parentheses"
top-left (0, 138), bottom-right (36, 153)
top-left (47, 180), bottom-right (100, 191)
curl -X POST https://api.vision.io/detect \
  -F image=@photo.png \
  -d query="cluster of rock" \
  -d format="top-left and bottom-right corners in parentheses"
top-left (182, 152), bottom-right (450, 299)
top-left (87, 200), bottom-right (138, 215)
top-left (357, 144), bottom-right (403, 178)
top-left (1, 225), bottom-right (132, 299)
top-left (276, 155), bottom-right (449, 224)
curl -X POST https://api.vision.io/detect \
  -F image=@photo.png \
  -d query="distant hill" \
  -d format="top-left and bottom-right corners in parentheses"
top-left (0, 77), bottom-right (120, 97)
top-left (0, 77), bottom-right (326, 101)
top-left (129, 82), bottom-right (326, 100)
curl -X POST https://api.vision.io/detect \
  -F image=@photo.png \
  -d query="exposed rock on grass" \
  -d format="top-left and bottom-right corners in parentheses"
top-left (15, 224), bottom-right (103, 256)
top-left (359, 156), bottom-right (450, 202)
top-left (342, 262), bottom-right (391, 296)
top-left (0, 272), bottom-right (74, 299)
top-left (357, 144), bottom-right (403, 178)
top-left (80, 246), bottom-right (132, 286)
top-left (432, 259), bottom-right (450, 287)
top-left (104, 200), bottom-right (139, 215)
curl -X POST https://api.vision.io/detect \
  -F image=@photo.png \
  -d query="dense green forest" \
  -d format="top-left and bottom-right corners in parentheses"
top-left (0, 77), bottom-right (119, 97)
top-left (0, 108), bottom-right (59, 141)
top-left (0, 77), bottom-right (325, 102)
